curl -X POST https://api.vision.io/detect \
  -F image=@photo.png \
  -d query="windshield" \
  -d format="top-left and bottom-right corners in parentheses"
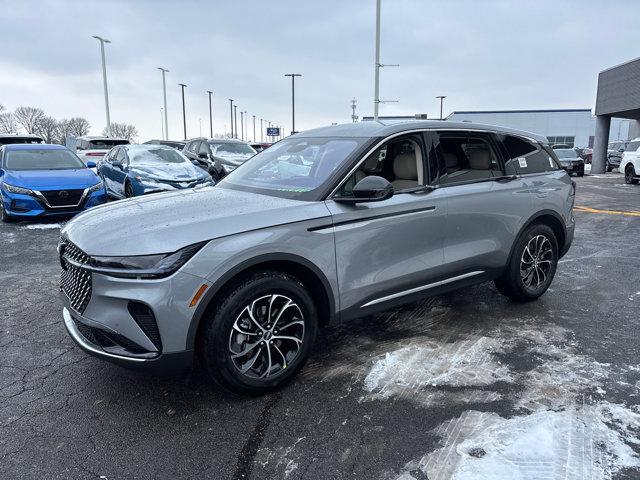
top-left (4, 148), bottom-right (86, 170)
top-left (219, 136), bottom-right (365, 200)
top-left (555, 149), bottom-right (578, 159)
top-left (209, 142), bottom-right (256, 157)
top-left (128, 147), bottom-right (190, 165)
top-left (88, 139), bottom-right (129, 149)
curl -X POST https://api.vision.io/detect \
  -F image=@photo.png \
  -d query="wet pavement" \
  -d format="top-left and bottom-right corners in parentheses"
top-left (1, 172), bottom-right (639, 479)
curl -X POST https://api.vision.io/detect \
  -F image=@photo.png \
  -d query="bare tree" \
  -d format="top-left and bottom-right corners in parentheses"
top-left (0, 106), bottom-right (18, 134)
top-left (13, 106), bottom-right (45, 134)
top-left (35, 116), bottom-right (60, 143)
top-left (104, 122), bottom-right (138, 141)
top-left (65, 117), bottom-right (91, 137)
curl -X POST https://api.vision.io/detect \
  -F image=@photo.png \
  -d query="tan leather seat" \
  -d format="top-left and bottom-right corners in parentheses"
top-left (392, 152), bottom-right (419, 190)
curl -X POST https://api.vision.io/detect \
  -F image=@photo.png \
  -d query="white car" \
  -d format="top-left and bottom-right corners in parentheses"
top-left (75, 136), bottom-right (129, 166)
top-left (620, 138), bottom-right (640, 184)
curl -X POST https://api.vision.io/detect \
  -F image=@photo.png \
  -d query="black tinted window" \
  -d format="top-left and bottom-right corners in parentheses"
top-left (625, 141), bottom-right (640, 152)
top-left (498, 135), bottom-right (559, 174)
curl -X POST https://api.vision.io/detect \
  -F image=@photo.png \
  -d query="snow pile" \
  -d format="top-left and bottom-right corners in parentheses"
top-left (21, 223), bottom-right (63, 230)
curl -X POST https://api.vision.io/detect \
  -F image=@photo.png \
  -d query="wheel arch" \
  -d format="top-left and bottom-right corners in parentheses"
top-left (507, 210), bottom-right (568, 266)
top-left (186, 253), bottom-right (337, 352)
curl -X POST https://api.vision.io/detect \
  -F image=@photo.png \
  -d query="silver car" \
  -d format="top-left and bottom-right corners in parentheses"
top-left (59, 121), bottom-right (575, 394)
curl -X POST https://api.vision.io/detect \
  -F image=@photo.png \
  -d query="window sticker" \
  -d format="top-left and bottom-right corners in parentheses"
top-left (549, 157), bottom-right (554, 168)
top-left (518, 157), bottom-right (528, 168)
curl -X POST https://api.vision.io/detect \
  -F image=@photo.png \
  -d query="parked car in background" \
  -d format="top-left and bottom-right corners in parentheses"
top-left (97, 144), bottom-right (213, 198)
top-left (250, 142), bottom-right (272, 153)
top-left (75, 136), bottom-right (130, 165)
top-left (620, 138), bottom-right (640, 184)
top-left (0, 144), bottom-right (106, 222)
top-left (607, 141), bottom-right (627, 172)
top-left (143, 139), bottom-right (186, 151)
top-left (576, 147), bottom-right (592, 164)
top-left (554, 148), bottom-right (585, 176)
top-left (0, 134), bottom-right (44, 145)
top-left (183, 138), bottom-right (257, 181)
top-left (59, 121), bottom-right (575, 394)
top-left (551, 144), bottom-right (571, 150)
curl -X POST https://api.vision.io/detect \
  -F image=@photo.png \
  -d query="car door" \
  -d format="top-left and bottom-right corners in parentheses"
top-left (111, 147), bottom-right (129, 197)
top-left (324, 132), bottom-right (447, 315)
top-left (428, 130), bottom-right (532, 275)
top-left (100, 147), bottom-right (118, 195)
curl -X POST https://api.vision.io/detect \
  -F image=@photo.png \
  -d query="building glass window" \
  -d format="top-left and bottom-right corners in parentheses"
top-left (547, 136), bottom-right (575, 147)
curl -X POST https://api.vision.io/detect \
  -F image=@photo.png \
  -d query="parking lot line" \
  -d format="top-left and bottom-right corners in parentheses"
top-left (573, 205), bottom-right (640, 217)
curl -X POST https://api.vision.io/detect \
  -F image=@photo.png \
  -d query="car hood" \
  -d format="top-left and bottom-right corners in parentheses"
top-left (3, 168), bottom-right (100, 190)
top-left (214, 153), bottom-right (253, 165)
top-left (129, 162), bottom-right (209, 181)
top-left (62, 187), bottom-right (331, 256)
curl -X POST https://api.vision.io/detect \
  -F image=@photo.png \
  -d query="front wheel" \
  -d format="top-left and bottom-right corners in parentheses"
top-left (124, 182), bottom-right (135, 198)
top-left (625, 166), bottom-right (639, 185)
top-left (495, 224), bottom-right (558, 302)
top-left (199, 271), bottom-right (318, 395)
top-left (0, 198), bottom-right (15, 223)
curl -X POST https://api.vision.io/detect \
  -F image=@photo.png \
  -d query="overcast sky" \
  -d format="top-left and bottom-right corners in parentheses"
top-left (1, 0), bottom-right (638, 141)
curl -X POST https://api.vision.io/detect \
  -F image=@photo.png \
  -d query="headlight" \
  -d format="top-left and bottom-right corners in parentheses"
top-left (3, 183), bottom-right (34, 195)
top-left (87, 242), bottom-right (206, 279)
top-left (135, 176), bottom-right (158, 184)
top-left (86, 181), bottom-right (104, 193)
top-left (221, 163), bottom-right (237, 174)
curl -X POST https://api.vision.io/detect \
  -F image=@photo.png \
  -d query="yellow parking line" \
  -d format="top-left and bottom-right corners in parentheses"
top-left (573, 205), bottom-right (640, 217)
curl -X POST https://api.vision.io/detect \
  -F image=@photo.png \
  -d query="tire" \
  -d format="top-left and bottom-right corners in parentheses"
top-left (606, 161), bottom-right (612, 172)
top-left (576, 169), bottom-right (584, 177)
top-left (124, 182), bottom-right (135, 198)
top-left (495, 224), bottom-right (558, 303)
top-left (0, 198), bottom-right (15, 223)
top-left (625, 166), bottom-right (639, 185)
top-left (199, 271), bottom-right (318, 395)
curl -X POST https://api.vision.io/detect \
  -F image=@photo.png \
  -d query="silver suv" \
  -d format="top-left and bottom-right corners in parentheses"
top-left (59, 121), bottom-right (575, 394)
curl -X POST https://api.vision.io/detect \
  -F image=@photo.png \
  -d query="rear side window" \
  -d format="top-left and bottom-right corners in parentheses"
top-left (188, 141), bottom-right (200, 153)
top-left (497, 134), bottom-right (559, 174)
top-left (432, 133), bottom-right (502, 185)
top-left (625, 141), bottom-right (640, 152)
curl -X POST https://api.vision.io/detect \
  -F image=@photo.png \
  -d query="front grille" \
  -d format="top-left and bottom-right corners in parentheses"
top-left (40, 189), bottom-right (85, 207)
top-left (60, 241), bottom-right (92, 314)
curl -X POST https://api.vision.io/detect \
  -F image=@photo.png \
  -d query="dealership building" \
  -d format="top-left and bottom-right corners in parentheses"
top-left (364, 109), bottom-right (631, 149)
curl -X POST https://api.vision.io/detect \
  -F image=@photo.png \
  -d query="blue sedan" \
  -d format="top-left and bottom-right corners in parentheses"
top-left (0, 144), bottom-right (107, 222)
top-left (98, 144), bottom-right (213, 198)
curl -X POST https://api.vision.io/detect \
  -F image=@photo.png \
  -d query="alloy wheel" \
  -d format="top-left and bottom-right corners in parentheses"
top-left (228, 294), bottom-right (305, 379)
top-left (626, 168), bottom-right (635, 184)
top-left (520, 235), bottom-right (554, 290)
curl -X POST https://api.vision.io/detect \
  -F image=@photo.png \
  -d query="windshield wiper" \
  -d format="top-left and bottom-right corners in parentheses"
top-left (400, 185), bottom-right (438, 194)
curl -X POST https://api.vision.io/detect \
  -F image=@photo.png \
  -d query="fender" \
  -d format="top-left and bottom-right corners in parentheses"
top-left (185, 252), bottom-right (337, 350)
top-left (505, 209), bottom-right (569, 267)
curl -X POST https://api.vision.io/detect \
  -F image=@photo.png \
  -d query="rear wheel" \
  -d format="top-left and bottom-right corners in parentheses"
top-left (199, 271), bottom-right (318, 395)
top-left (606, 160), bottom-right (612, 172)
top-left (625, 165), bottom-right (639, 185)
top-left (495, 224), bottom-right (558, 302)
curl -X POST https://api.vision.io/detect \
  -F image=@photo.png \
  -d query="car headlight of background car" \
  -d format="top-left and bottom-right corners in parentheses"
top-left (3, 183), bottom-right (35, 195)
top-left (135, 176), bottom-right (158, 185)
top-left (86, 181), bottom-right (105, 193)
top-left (85, 241), bottom-right (206, 279)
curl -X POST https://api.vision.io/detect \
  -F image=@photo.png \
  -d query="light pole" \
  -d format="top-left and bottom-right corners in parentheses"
top-left (260, 118), bottom-right (263, 141)
top-left (158, 67), bottom-right (169, 140)
top-left (436, 95), bottom-right (446, 120)
top-left (160, 108), bottom-right (164, 139)
top-left (252, 115), bottom-right (256, 142)
top-left (92, 35), bottom-right (111, 136)
top-left (372, 0), bottom-right (399, 121)
top-left (240, 111), bottom-right (244, 140)
top-left (207, 90), bottom-right (213, 138)
top-left (178, 83), bottom-right (187, 140)
top-left (233, 105), bottom-right (238, 139)
top-left (228, 99), bottom-right (234, 138)
top-left (284, 74), bottom-right (302, 135)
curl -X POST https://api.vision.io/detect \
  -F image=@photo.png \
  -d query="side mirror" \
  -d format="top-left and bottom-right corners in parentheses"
top-left (86, 160), bottom-right (96, 168)
top-left (198, 152), bottom-right (209, 159)
top-left (334, 176), bottom-right (393, 204)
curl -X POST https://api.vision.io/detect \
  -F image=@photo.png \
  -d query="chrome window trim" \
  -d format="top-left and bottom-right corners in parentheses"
top-left (327, 127), bottom-right (539, 199)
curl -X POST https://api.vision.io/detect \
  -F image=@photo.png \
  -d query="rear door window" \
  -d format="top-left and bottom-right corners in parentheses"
top-left (432, 132), bottom-right (502, 185)
top-left (497, 134), bottom-right (559, 174)
top-left (625, 141), bottom-right (640, 152)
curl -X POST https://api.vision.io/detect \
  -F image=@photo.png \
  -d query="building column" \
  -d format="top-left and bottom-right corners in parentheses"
top-left (591, 115), bottom-right (611, 174)
top-left (628, 119), bottom-right (640, 140)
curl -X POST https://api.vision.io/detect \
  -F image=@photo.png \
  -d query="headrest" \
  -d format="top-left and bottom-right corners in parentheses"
top-left (468, 149), bottom-right (492, 170)
top-left (393, 152), bottom-right (417, 180)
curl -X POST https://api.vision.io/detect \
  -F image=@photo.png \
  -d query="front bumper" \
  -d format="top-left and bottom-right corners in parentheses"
top-left (1, 188), bottom-right (106, 218)
top-left (60, 263), bottom-right (210, 371)
top-left (561, 162), bottom-right (584, 174)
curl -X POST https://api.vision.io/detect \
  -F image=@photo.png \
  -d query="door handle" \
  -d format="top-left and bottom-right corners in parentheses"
top-left (493, 175), bottom-right (519, 182)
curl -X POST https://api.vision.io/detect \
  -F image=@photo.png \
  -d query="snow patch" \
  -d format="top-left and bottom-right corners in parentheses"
top-left (21, 223), bottom-right (63, 230)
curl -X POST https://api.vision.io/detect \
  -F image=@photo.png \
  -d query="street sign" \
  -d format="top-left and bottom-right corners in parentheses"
top-left (267, 127), bottom-right (280, 137)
